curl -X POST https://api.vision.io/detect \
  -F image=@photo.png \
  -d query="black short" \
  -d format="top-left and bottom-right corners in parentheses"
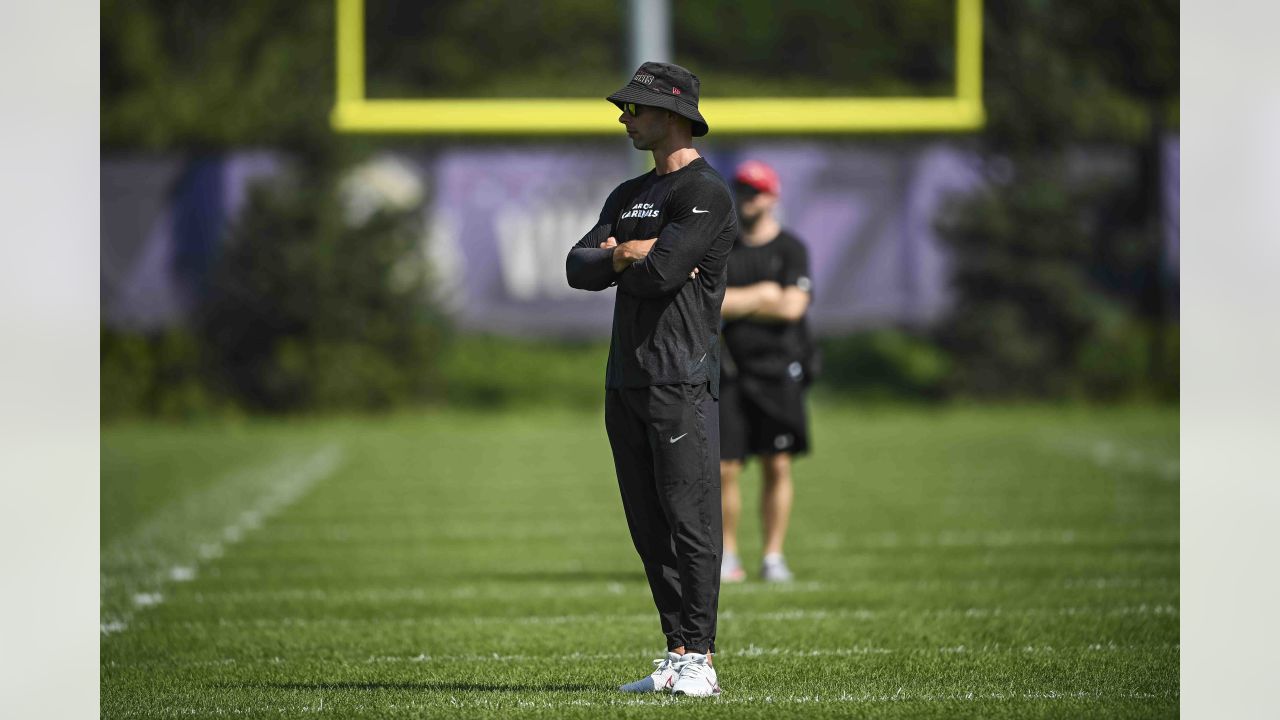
top-left (719, 373), bottom-right (810, 461)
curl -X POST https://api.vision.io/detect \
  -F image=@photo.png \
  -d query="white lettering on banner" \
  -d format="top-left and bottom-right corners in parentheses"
top-left (423, 212), bottom-right (466, 313)
top-left (495, 204), bottom-right (600, 301)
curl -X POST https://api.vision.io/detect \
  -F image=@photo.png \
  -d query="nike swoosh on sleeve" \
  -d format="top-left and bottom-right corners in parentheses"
top-left (691, 207), bottom-right (710, 214)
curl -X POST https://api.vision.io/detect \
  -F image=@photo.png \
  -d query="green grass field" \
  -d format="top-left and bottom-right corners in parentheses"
top-left (101, 402), bottom-right (1178, 718)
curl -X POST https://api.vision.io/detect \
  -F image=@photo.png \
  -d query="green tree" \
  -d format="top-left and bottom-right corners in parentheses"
top-left (199, 153), bottom-right (448, 412)
top-left (935, 0), bottom-right (1178, 400)
top-left (102, 0), bottom-right (333, 150)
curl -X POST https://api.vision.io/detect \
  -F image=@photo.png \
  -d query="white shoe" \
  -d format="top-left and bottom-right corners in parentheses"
top-left (619, 652), bottom-right (681, 693)
top-left (671, 652), bottom-right (721, 696)
top-left (721, 553), bottom-right (746, 583)
top-left (762, 553), bottom-right (794, 582)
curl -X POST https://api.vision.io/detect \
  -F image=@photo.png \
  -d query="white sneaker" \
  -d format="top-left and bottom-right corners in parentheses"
top-left (619, 652), bottom-right (681, 693)
top-left (721, 553), bottom-right (746, 583)
top-left (671, 653), bottom-right (721, 696)
top-left (762, 553), bottom-right (794, 582)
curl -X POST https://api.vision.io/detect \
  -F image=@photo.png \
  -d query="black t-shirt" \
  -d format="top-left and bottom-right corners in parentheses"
top-left (721, 229), bottom-right (814, 379)
top-left (566, 157), bottom-right (737, 396)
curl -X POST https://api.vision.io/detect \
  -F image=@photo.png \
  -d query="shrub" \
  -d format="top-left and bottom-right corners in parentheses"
top-left (101, 328), bottom-right (233, 421)
top-left (197, 158), bottom-right (448, 413)
top-left (933, 166), bottom-right (1174, 401)
top-left (817, 330), bottom-right (952, 401)
top-left (437, 335), bottom-right (607, 410)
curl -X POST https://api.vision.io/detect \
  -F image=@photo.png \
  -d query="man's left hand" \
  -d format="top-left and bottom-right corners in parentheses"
top-left (601, 238), bottom-right (696, 280)
top-left (603, 237), bottom-right (656, 272)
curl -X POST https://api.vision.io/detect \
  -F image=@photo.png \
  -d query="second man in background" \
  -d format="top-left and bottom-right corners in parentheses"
top-left (719, 160), bottom-right (815, 583)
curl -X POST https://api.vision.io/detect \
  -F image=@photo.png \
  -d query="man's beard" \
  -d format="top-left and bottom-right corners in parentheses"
top-left (738, 209), bottom-right (763, 230)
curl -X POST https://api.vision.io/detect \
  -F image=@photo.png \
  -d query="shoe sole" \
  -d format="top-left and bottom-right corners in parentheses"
top-left (673, 682), bottom-right (721, 697)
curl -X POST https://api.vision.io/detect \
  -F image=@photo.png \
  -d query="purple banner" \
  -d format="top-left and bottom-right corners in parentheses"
top-left (422, 142), bottom-right (983, 336)
top-left (101, 140), bottom-right (1178, 338)
top-left (101, 152), bottom-right (281, 330)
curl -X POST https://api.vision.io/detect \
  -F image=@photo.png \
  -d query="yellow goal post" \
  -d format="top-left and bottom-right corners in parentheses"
top-left (331, 0), bottom-right (984, 134)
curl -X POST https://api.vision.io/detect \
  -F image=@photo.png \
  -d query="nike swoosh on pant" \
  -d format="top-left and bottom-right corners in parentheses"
top-left (669, 433), bottom-right (688, 443)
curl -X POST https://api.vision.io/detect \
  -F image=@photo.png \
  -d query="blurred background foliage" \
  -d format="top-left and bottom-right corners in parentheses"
top-left (196, 153), bottom-right (449, 414)
top-left (101, 0), bottom-right (1177, 149)
top-left (101, 0), bottom-right (1178, 419)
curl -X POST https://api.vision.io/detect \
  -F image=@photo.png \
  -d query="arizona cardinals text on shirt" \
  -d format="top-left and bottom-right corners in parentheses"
top-left (620, 202), bottom-right (662, 219)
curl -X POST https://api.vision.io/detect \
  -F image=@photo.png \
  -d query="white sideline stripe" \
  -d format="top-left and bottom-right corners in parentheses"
top-left (122, 603), bottom-right (1178, 632)
top-left (255, 524), bottom-right (624, 543)
top-left (180, 575), bottom-right (1176, 605)
top-left (100, 444), bottom-right (344, 635)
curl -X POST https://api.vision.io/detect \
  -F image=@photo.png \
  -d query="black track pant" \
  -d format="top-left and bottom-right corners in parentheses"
top-left (605, 382), bottom-right (722, 654)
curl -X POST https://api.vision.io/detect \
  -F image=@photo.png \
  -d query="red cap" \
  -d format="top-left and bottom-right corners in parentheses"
top-left (734, 160), bottom-right (781, 196)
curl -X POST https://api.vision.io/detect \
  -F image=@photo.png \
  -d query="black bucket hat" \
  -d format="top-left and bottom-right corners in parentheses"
top-left (606, 62), bottom-right (709, 137)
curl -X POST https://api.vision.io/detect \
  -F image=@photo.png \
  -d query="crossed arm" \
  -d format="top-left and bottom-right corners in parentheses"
top-left (609, 239), bottom-right (806, 319)
top-left (567, 181), bottom-right (726, 295)
top-left (721, 282), bottom-right (809, 322)
top-left (565, 235), bottom-right (698, 290)
top-left (602, 237), bottom-right (698, 279)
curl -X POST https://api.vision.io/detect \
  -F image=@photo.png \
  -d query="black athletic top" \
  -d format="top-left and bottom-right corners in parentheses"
top-left (566, 157), bottom-right (737, 396)
top-left (721, 229), bottom-right (814, 380)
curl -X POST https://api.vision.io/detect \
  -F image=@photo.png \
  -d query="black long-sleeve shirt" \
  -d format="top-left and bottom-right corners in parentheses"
top-left (566, 157), bottom-right (737, 396)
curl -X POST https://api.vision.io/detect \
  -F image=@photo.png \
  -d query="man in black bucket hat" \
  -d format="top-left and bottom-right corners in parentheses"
top-left (566, 61), bottom-right (736, 697)
top-left (606, 61), bottom-right (710, 138)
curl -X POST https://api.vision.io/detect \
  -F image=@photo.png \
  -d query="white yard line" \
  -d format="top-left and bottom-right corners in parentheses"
top-left (364, 641), bottom-right (1178, 664)
top-left (101, 444), bottom-right (344, 635)
top-left (118, 603), bottom-right (1178, 633)
top-left (177, 574), bottom-right (1175, 606)
top-left (522, 689), bottom-right (1179, 705)
top-left (121, 687), bottom-right (1179, 716)
top-left (250, 523), bottom-right (1178, 550)
top-left (106, 642), bottom-right (1179, 670)
top-left (1047, 437), bottom-right (1179, 482)
top-left (813, 527), bottom-right (1178, 550)
top-left (182, 580), bottom-right (819, 604)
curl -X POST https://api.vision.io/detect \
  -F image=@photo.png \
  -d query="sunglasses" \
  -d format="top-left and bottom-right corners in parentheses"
top-left (620, 102), bottom-right (645, 117)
